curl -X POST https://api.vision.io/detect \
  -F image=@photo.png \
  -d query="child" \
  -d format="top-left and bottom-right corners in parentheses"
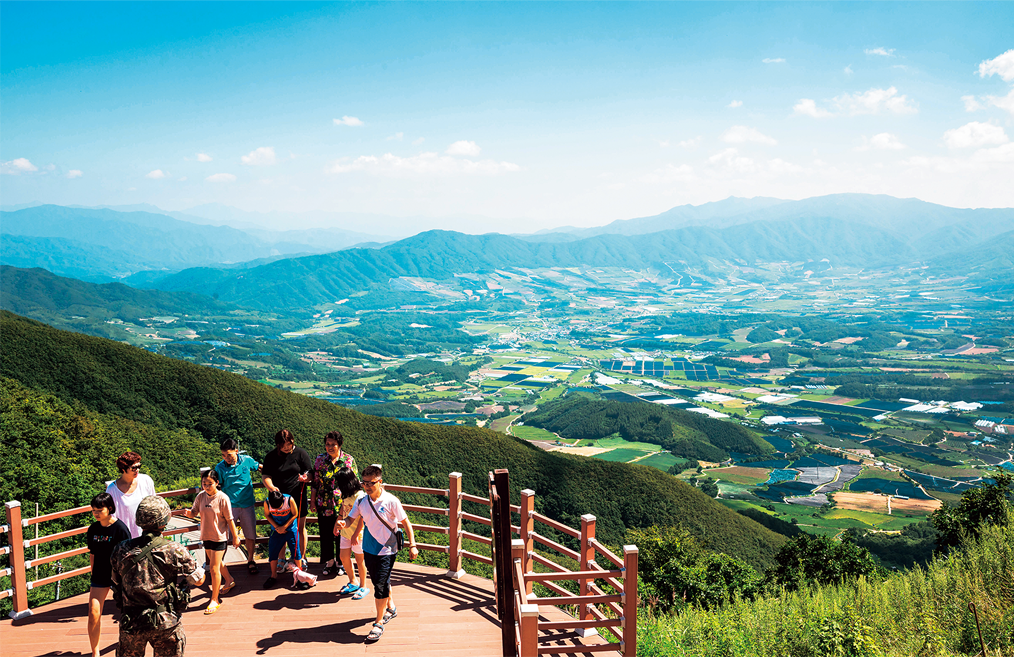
top-left (263, 489), bottom-right (302, 589)
top-left (86, 492), bottom-right (130, 657)
top-left (214, 438), bottom-right (262, 575)
top-left (186, 469), bottom-right (240, 615)
top-left (332, 467), bottom-right (369, 600)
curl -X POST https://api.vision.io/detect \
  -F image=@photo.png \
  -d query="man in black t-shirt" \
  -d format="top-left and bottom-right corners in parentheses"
top-left (261, 429), bottom-right (313, 561)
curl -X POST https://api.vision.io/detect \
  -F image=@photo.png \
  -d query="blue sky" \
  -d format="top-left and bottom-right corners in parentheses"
top-left (2, 2), bottom-right (1012, 232)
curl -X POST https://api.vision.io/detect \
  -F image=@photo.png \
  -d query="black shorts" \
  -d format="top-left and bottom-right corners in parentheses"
top-left (203, 539), bottom-right (228, 552)
top-left (363, 552), bottom-right (396, 599)
top-left (289, 485), bottom-right (309, 518)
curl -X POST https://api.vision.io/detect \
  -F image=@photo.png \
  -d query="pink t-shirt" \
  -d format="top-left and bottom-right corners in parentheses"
top-left (190, 490), bottom-right (234, 542)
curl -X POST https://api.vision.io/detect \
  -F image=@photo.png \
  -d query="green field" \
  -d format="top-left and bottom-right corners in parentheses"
top-left (594, 448), bottom-right (654, 463)
top-left (637, 452), bottom-right (682, 471)
top-left (577, 435), bottom-right (662, 451)
top-left (855, 468), bottom-right (906, 482)
top-left (510, 425), bottom-right (558, 441)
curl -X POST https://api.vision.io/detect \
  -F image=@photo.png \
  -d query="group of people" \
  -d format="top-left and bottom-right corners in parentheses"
top-left (86, 430), bottom-right (419, 656)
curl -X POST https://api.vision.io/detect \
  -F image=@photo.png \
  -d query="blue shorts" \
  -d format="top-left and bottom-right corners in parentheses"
top-left (268, 527), bottom-right (301, 562)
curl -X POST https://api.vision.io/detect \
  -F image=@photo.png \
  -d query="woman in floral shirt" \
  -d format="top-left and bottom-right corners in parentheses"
top-left (310, 430), bottom-right (358, 576)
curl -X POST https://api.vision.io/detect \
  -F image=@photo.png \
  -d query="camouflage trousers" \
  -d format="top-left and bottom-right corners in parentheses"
top-left (116, 623), bottom-right (186, 657)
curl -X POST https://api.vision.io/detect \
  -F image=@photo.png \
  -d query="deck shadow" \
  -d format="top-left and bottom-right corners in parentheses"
top-left (255, 618), bottom-right (375, 652)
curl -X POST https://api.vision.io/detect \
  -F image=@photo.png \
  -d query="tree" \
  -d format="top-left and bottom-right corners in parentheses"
top-left (627, 525), bottom-right (762, 612)
top-left (767, 533), bottom-right (883, 591)
top-left (700, 479), bottom-right (719, 498)
top-left (931, 469), bottom-right (1013, 552)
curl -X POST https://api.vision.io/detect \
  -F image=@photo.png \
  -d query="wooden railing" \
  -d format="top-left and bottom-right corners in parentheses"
top-left (3, 469), bottom-right (637, 657)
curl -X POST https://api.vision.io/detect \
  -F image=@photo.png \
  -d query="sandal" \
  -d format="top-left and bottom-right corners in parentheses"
top-left (204, 600), bottom-right (223, 615)
top-left (366, 623), bottom-right (384, 641)
top-left (382, 606), bottom-right (397, 623)
top-left (221, 581), bottom-right (236, 594)
top-left (338, 583), bottom-right (360, 595)
top-left (247, 562), bottom-right (259, 575)
top-left (352, 587), bottom-right (370, 600)
top-left (321, 560), bottom-right (336, 577)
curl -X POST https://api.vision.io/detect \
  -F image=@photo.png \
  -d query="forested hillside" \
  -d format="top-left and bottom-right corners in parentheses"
top-left (0, 311), bottom-right (787, 568)
top-left (524, 395), bottom-right (774, 461)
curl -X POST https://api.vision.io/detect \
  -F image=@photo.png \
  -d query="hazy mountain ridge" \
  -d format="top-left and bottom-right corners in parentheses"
top-left (147, 217), bottom-right (926, 309)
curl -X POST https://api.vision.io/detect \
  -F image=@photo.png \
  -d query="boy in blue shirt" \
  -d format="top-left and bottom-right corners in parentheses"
top-left (214, 438), bottom-right (262, 574)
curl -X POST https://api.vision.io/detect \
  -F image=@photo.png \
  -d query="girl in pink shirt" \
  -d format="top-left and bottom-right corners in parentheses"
top-left (186, 469), bottom-right (239, 614)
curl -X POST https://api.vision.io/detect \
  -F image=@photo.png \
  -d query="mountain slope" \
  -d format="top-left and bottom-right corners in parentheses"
top-left (148, 218), bottom-right (916, 309)
top-left (0, 311), bottom-right (788, 567)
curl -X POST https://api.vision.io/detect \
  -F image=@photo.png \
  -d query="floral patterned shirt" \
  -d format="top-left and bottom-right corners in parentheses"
top-left (311, 450), bottom-right (358, 513)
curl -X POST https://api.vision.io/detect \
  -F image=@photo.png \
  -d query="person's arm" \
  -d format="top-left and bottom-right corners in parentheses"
top-left (262, 475), bottom-right (278, 493)
top-left (264, 501), bottom-right (280, 533)
top-left (350, 517), bottom-right (364, 546)
top-left (224, 498), bottom-right (239, 548)
top-left (400, 516), bottom-right (419, 561)
top-left (185, 496), bottom-right (199, 519)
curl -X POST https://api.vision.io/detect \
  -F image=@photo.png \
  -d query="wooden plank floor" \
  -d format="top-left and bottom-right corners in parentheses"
top-left (1, 561), bottom-right (612, 657)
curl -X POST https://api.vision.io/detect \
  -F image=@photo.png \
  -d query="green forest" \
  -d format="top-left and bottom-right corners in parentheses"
top-left (0, 311), bottom-right (787, 614)
top-left (523, 395), bottom-right (774, 461)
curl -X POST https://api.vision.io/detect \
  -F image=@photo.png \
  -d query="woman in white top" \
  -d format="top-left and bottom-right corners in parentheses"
top-left (104, 451), bottom-right (157, 538)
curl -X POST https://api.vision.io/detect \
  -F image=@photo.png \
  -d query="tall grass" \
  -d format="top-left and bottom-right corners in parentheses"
top-left (638, 516), bottom-right (1014, 657)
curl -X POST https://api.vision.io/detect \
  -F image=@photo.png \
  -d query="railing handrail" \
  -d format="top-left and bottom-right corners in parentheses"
top-left (3, 469), bottom-right (638, 657)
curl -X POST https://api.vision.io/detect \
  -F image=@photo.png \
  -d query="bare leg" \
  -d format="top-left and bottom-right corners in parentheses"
top-left (374, 595), bottom-right (388, 624)
top-left (340, 547), bottom-right (358, 587)
top-left (206, 549), bottom-right (223, 604)
top-left (87, 586), bottom-right (110, 657)
top-left (219, 557), bottom-right (234, 589)
top-left (297, 517), bottom-right (308, 562)
top-left (354, 551), bottom-right (366, 587)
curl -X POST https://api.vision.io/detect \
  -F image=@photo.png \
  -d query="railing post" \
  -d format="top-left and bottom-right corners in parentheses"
top-left (622, 544), bottom-right (639, 657)
top-left (576, 513), bottom-right (597, 637)
top-left (5, 501), bottom-right (31, 620)
top-left (518, 603), bottom-right (540, 657)
top-left (519, 489), bottom-right (535, 595)
top-left (447, 472), bottom-right (464, 579)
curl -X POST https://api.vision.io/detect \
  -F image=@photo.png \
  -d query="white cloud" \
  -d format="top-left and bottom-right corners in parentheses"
top-left (206, 173), bottom-right (237, 183)
top-left (446, 140), bottom-right (482, 157)
top-left (844, 65), bottom-right (853, 76)
top-left (865, 47), bottom-right (895, 57)
top-left (241, 147), bottom-right (277, 166)
top-left (762, 58), bottom-right (785, 64)
top-left (795, 87), bottom-right (917, 117)
top-left (196, 153), bottom-right (213, 162)
top-left (146, 169), bottom-right (167, 179)
top-left (721, 125), bottom-right (777, 146)
top-left (943, 121), bottom-right (1009, 149)
top-left (986, 88), bottom-right (1014, 116)
top-left (793, 98), bottom-right (834, 118)
top-left (1, 158), bottom-right (38, 174)
top-left (44, 164), bottom-right (56, 171)
top-left (66, 169), bottom-right (83, 178)
top-left (412, 137), bottom-right (425, 145)
top-left (328, 152), bottom-right (520, 176)
top-left (962, 95), bottom-right (985, 112)
top-left (856, 133), bottom-right (906, 151)
top-left (835, 86), bottom-right (917, 115)
top-left (905, 142), bottom-right (1014, 173)
top-left (333, 116), bottom-right (364, 127)
top-left (978, 49), bottom-right (1014, 82)
top-left (659, 140), bottom-right (670, 148)
top-left (677, 136), bottom-right (703, 149)
top-left (178, 176), bottom-right (188, 181)
top-left (386, 132), bottom-right (404, 141)
top-left (727, 100), bottom-right (743, 108)
top-left (708, 148), bottom-right (757, 173)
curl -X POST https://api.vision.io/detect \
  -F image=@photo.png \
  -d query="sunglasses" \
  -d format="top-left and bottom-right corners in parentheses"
top-left (129, 464), bottom-right (142, 471)
top-left (361, 479), bottom-right (381, 487)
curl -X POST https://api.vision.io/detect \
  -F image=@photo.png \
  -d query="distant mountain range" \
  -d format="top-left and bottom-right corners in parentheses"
top-left (0, 205), bottom-right (391, 281)
top-left (3, 194), bottom-right (1011, 306)
top-left (144, 194), bottom-right (1013, 309)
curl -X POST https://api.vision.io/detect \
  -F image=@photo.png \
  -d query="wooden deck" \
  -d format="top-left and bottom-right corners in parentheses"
top-left (1, 560), bottom-right (610, 657)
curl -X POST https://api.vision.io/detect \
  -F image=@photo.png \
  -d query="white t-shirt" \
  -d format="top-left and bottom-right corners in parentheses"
top-left (348, 490), bottom-right (407, 556)
top-left (105, 474), bottom-right (157, 538)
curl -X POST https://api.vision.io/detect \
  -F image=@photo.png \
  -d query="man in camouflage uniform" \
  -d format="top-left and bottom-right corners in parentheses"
top-left (111, 495), bottom-right (204, 657)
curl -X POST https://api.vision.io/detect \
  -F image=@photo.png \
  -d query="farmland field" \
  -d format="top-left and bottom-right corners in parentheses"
top-left (510, 425), bottom-right (558, 441)
top-left (708, 466), bottom-right (772, 485)
top-left (637, 452), bottom-right (681, 471)
top-left (594, 448), bottom-right (654, 463)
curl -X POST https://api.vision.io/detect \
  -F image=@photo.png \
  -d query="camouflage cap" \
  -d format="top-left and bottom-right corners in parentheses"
top-left (135, 495), bottom-right (171, 531)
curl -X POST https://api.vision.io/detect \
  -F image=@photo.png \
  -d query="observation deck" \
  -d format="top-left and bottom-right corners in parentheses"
top-left (2, 469), bottom-right (637, 657)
